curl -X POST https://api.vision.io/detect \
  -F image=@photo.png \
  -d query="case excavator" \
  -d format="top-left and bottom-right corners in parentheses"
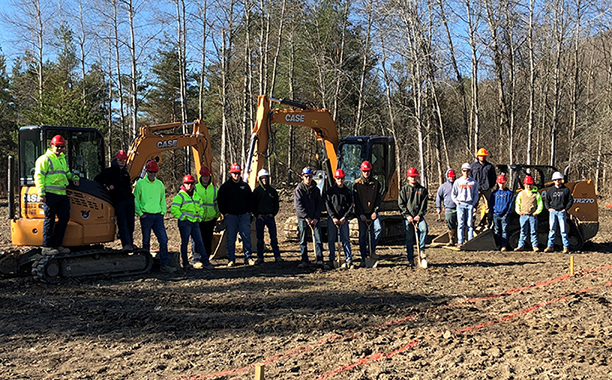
top-left (2, 120), bottom-right (219, 282)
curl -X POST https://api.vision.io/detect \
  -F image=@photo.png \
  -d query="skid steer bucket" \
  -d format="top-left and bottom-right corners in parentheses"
top-left (459, 229), bottom-right (498, 251)
top-left (209, 231), bottom-right (228, 260)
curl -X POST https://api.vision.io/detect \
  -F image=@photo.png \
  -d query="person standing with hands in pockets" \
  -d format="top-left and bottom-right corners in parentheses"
top-left (452, 163), bottom-right (479, 247)
top-left (544, 172), bottom-right (574, 253)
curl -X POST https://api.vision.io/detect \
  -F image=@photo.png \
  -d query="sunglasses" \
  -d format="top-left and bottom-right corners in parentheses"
top-left (147, 170), bottom-right (158, 174)
top-left (304, 175), bottom-right (313, 179)
top-left (54, 145), bottom-right (66, 148)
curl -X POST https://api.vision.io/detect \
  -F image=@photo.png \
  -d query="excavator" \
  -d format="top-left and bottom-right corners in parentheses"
top-left (2, 120), bottom-right (219, 282)
top-left (243, 95), bottom-right (404, 242)
top-left (431, 164), bottom-right (598, 251)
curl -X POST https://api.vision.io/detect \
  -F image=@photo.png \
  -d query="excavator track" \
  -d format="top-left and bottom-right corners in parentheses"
top-left (31, 248), bottom-right (153, 283)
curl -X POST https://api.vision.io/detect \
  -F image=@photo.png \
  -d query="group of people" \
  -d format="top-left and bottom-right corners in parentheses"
top-left (35, 135), bottom-right (575, 274)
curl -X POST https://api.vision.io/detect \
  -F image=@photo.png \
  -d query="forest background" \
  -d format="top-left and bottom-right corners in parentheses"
top-left (0, 0), bottom-right (611, 195)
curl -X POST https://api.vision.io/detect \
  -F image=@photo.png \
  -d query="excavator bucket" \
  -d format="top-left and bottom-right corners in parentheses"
top-left (459, 229), bottom-right (498, 251)
top-left (209, 231), bottom-right (228, 260)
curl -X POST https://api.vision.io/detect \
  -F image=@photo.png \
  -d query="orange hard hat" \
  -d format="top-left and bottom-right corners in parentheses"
top-left (115, 150), bottom-right (128, 161)
top-left (523, 176), bottom-right (534, 185)
top-left (183, 174), bottom-right (196, 184)
top-left (229, 163), bottom-right (241, 173)
top-left (51, 135), bottom-right (66, 146)
top-left (360, 161), bottom-right (372, 171)
top-left (406, 167), bottom-right (419, 177)
top-left (497, 174), bottom-right (507, 184)
top-left (477, 148), bottom-right (488, 157)
top-left (334, 169), bottom-right (346, 178)
top-left (200, 166), bottom-right (211, 176)
top-left (145, 160), bottom-right (159, 173)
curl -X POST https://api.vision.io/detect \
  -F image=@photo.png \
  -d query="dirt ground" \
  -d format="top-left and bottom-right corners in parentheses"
top-left (1, 192), bottom-right (612, 380)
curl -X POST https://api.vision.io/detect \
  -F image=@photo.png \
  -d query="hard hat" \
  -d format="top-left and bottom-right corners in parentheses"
top-left (50, 135), bottom-right (66, 146)
top-left (406, 167), bottom-right (419, 177)
top-left (183, 174), bottom-right (196, 184)
top-left (360, 161), bottom-right (372, 171)
top-left (552, 171), bottom-right (563, 181)
top-left (229, 163), bottom-right (242, 173)
top-left (477, 148), bottom-right (489, 157)
top-left (301, 167), bottom-right (313, 176)
top-left (461, 163), bottom-right (471, 171)
top-left (497, 174), bottom-right (507, 184)
top-left (115, 150), bottom-right (128, 161)
top-left (199, 166), bottom-right (211, 176)
top-left (334, 169), bottom-right (346, 178)
top-left (258, 169), bottom-right (270, 178)
top-left (523, 176), bottom-right (534, 185)
top-left (447, 169), bottom-right (456, 178)
top-left (145, 160), bottom-right (159, 173)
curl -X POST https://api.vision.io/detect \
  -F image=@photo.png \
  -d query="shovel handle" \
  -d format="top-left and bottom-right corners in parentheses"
top-left (412, 221), bottom-right (421, 259)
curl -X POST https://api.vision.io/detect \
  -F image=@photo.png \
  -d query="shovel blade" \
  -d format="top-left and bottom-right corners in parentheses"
top-left (365, 257), bottom-right (378, 268)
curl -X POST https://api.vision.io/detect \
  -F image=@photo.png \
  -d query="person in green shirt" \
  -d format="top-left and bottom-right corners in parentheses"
top-left (134, 160), bottom-right (176, 273)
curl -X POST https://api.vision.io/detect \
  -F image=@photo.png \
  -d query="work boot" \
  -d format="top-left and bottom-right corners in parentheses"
top-left (122, 244), bottom-right (134, 252)
top-left (297, 261), bottom-right (309, 268)
top-left (359, 260), bottom-right (367, 268)
top-left (192, 261), bottom-right (204, 269)
top-left (341, 260), bottom-right (353, 269)
top-left (202, 263), bottom-right (215, 270)
top-left (544, 246), bottom-right (554, 253)
top-left (160, 265), bottom-right (177, 273)
top-left (514, 246), bottom-right (525, 252)
top-left (256, 258), bottom-right (264, 265)
top-left (57, 246), bottom-right (70, 254)
top-left (315, 260), bottom-right (324, 267)
top-left (41, 247), bottom-right (59, 256)
top-left (500, 247), bottom-right (507, 252)
top-left (446, 230), bottom-right (457, 246)
top-left (227, 260), bottom-right (235, 267)
top-left (533, 246), bottom-right (540, 252)
top-left (274, 257), bottom-right (284, 263)
top-left (563, 247), bottom-right (570, 254)
top-left (246, 258), bottom-right (257, 266)
top-left (182, 264), bottom-right (193, 271)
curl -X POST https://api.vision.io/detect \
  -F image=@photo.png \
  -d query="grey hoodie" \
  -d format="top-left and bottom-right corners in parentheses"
top-left (436, 169), bottom-right (457, 211)
top-left (451, 175), bottom-right (479, 206)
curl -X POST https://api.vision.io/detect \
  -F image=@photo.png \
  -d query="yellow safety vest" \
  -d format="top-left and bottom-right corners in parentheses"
top-left (171, 190), bottom-right (203, 222)
top-left (195, 179), bottom-right (220, 222)
top-left (34, 149), bottom-right (78, 196)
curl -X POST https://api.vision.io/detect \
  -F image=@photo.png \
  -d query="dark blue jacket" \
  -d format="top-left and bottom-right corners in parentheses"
top-left (490, 188), bottom-right (514, 216)
top-left (294, 182), bottom-right (322, 221)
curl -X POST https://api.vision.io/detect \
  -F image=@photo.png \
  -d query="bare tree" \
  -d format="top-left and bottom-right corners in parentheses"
top-left (354, 0), bottom-right (372, 135)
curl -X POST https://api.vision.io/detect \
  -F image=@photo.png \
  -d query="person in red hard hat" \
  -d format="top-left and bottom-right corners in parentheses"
top-left (471, 148), bottom-right (497, 228)
top-left (217, 163), bottom-right (254, 267)
top-left (514, 175), bottom-right (543, 252)
top-left (436, 169), bottom-right (457, 246)
top-left (324, 168), bottom-right (354, 267)
top-left (95, 150), bottom-right (135, 252)
top-left (398, 168), bottom-right (429, 268)
top-left (193, 166), bottom-right (220, 268)
top-left (353, 160), bottom-right (382, 267)
top-left (171, 174), bottom-right (214, 270)
top-left (134, 160), bottom-right (176, 273)
top-left (489, 174), bottom-right (514, 252)
top-left (35, 135), bottom-right (80, 256)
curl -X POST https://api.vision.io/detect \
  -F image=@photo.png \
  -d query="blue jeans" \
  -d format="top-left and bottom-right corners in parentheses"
top-left (327, 219), bottom-right (352, 262)
top-left (358, 217), bottom-right (381, 260)
top-left (42, 193), bottom-right (71, 248)
top-left (115, 199), bottom-right (135, 246)
top-left (444, 209), bottom-right (458, 230)
top-left (493, 214), bottom-right (509, 248)
top-left (404, 218), bottom-right (428, 261)
top-left (178, 220), bottom-right (211, 266)
top-left (548, 210), bottom-right (569, 248)
top-left (518, 215), bottom-right (539, 249)
top-left (256, 215), bottom-right (281, 260)
top-left (457, 203), bottom-right (474, 244)
top-left (224, 213), bottom-right (252, 261)
top-left (298, 219), bottom-right (323, 262)
top-left (140, 213), bottom-right (169, 265)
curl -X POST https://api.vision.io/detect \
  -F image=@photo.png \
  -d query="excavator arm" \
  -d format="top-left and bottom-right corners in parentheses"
top-left (245, 95), bottom-right (340, 189)
top-left (125, 120), bottom-right (213, 182)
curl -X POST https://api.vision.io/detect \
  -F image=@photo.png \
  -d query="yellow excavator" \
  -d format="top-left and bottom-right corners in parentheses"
top-left (243, 95), bottom-right (404, 242)
top-left (3, 120), bottom-right (220, 282)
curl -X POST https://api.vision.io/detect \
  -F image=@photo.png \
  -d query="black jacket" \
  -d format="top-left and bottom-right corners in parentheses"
top-left (398, 183), bottom-right (429, 218)
top-left (294, 182), bottom-right (322, 221)
top-left (324, 184), bottom-right (353, 220)
top-left (218, 179), bottom-right (253, 215)
top-left (544, 185), bottom-right (574, 211)
top-left (471, 160), bottom-right (497, 192)
top-left (94, 159), bottom-right (134, 203)
top-left (253, 180), bottom-right (280, 216)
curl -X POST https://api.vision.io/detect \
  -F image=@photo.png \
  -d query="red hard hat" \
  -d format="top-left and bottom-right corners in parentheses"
top-left (51, 135), bottom-right (66, 146)
top-left (406, 167), bottom-right (419, 177)
top-left (200, 166), bottom-right (211, 176)
top-left (523, 175), bottom-right (534, 185)
top-left (447, 169), bottom-right (456, 178)
top-left (497, 174), bottom-right (507, 184)
top-left (229, 162), bottom-right (241, 173)
top-left (115, 150), bottom-right (128, 161)
top-left (477, 148), bottom-right (489, 157)
top-left (183, 174), bottom-right (196, 184)
top-left (360, 161), bottom-right (372, 171)
top-left (334, 169), bottom-right (346, 178)
top-left (145, 160), bottom-right (159, 173)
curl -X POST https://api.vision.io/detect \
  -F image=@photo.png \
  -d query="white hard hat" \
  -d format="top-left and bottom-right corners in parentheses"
top-left (258, 169), bottom-right (270, 178)
top-left (461, 163), bottom-right (471, 171)
top-left (552, 171), bottom-right (563, 181)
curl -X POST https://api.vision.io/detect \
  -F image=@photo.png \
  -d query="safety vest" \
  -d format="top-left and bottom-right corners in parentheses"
top-left (34, 149), bottom-right (78, 196)
top-left (171, 190), bottom-right (203, 222)
top-left (195, 179), bottom-right (220, 222)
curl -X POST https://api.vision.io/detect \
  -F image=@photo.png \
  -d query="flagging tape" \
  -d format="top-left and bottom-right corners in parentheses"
top-left (175, 264), bottom-right (612, 380)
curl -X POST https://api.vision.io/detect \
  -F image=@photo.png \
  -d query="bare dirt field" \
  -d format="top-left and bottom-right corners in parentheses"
top-left (1, 193), bottom-right (612, 380)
